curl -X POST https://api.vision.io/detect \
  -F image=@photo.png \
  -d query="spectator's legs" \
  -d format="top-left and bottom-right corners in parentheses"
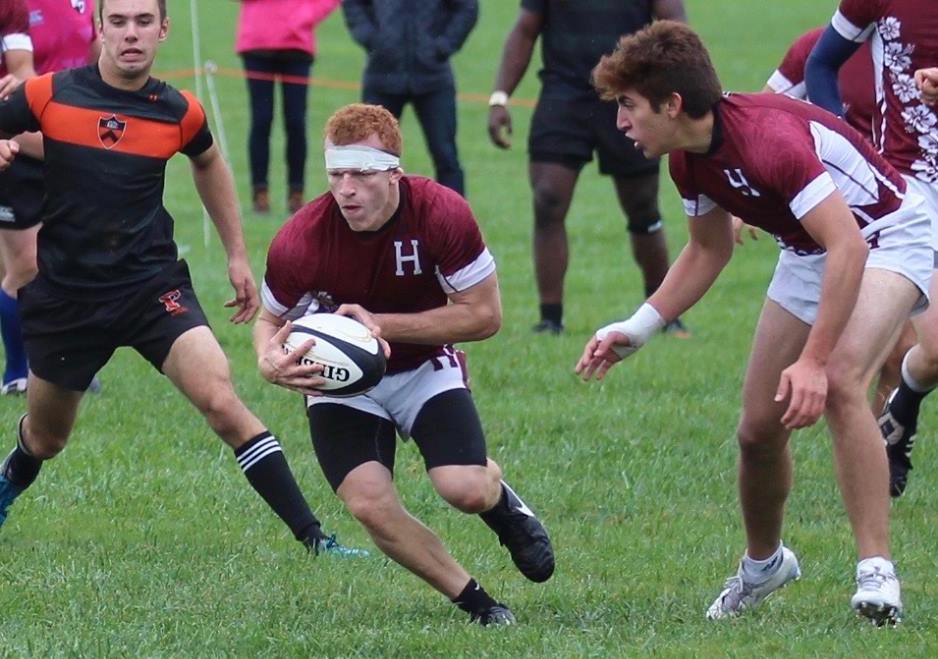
top-left (412, 86), bottom-right (464, 196)
top-left (242, 53), bottom-right (278, 212)
top-left (280, 58), bottom-right (313, 212)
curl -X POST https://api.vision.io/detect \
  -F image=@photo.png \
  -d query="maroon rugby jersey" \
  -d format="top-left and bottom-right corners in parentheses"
top-left (831, 0), bottom-right (938, 182)
top-left (262, 176), bottom-right (496, 373)
top-left (768, 27), bottom-right (875, 138)
top-left (0, 0), bottom-right (31, 79)
top-left (669, 93), bottom-right (906, 254)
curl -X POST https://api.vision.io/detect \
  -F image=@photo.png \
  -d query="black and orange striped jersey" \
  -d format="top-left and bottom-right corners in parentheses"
top-left (0, 64), bottom-right (214, 298)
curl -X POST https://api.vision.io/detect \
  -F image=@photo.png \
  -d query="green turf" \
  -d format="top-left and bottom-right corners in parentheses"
top-left (1, 1), bottom-right (935, 655)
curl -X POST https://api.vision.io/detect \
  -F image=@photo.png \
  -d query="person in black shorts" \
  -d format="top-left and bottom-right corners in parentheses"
top-left (488, 0), bottom-right (689, 335)
top-left (0, 0), bottom-right (362, 556)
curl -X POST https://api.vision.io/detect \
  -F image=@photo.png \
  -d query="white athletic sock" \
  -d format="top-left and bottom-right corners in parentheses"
top-left (742, 543), bottom-right (783, 583)
top-left (901, 351), bottom-right (933, 393)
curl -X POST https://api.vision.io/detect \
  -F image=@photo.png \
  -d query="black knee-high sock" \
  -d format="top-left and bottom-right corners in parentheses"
top-left (234, 431), bottom-right (324, 545)
top-left (1, 416), bottom-right (42, 489)
top-left (451, 578), bottom-right (499, 614)
top-left (891, 377), bottom-right (933, 426)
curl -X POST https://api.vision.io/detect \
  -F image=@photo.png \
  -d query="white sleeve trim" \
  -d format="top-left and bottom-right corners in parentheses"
top-left (436, 247), bottom-right (496, 294)
top-left (1, 34), bottom-right (32, 52)
top-left (831, 9), bottom-right (874, 43)
top-left (261, 279), bottom-right (316, 320)
top-left (767, 70), bottom-right (807, 99)
top-left (789, 172), bottom-right (836, 219)
top-left (682, 194), bottom-right (717, 217)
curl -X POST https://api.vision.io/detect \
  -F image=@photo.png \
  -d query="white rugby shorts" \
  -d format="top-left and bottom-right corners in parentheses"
top-left (307, 352), bottom-right (467, 438)
top-left (767, 190), bottom-right (933, 325)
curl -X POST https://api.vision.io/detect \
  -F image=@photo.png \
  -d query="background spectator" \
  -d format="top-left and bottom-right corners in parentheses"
top-left (235, 0), bottom-right (340, 214)
top-left (343, 0), bottom-right (478, 197)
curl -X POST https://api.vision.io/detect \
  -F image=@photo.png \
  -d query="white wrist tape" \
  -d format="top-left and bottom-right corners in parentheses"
top-left (595, 303), bottom-right (665, 358)
top-left (325, 145), bottom-right (400, 171)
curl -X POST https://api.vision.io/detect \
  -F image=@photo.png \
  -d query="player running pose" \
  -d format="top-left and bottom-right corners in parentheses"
top-left (254, 103), bottom-right (555, 625)
top-left (0, 0), bottom-right (357, 555)
top-left (577, 21), bottom-right (932, 625)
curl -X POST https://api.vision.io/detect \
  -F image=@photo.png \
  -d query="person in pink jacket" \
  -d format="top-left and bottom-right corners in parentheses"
top-left (235, 0), bottom-right (340, 214)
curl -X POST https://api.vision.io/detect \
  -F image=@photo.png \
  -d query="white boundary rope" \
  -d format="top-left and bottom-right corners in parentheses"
top-left (189, 0), bottom-right (210, 247)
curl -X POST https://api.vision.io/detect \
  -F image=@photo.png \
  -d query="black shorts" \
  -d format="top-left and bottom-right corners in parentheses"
top-left (0, 157), bottom-right (44, 230)
top-left (528, 91), bottom-right (660, 178)
top-left (18, 260), bottom-right (210, 391)
top-left (307, 388), bottom-right (488, 491)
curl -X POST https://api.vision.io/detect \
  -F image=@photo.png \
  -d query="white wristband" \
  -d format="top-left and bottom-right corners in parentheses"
top-left (595, 303), bottom-right (665, 358)
top-left (488, 90), bottom-right (509, 107)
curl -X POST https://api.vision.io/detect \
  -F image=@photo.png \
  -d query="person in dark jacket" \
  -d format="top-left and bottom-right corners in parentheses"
top-left (343, 0), bottom-right (478, 196)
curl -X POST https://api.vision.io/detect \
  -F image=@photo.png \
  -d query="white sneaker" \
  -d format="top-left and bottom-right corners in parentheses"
top-left (706, 547), bottom-right (801, 620)
top-left (0, 378), bottom-right (26, 395)
top-left (851, 561), bottom-right (902, 626)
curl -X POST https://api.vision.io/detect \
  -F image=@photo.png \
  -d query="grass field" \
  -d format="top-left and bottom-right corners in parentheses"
top-left (1, 0), bottom-right (936, 656)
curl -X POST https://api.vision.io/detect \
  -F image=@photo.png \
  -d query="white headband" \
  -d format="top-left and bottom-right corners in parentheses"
top-left (325, 145), bottom-right (400, 171)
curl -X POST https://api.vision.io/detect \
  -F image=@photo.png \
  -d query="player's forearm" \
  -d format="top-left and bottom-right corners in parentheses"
top-left (799, 238), bottom-right (867, 365)
top-left (253, 314), bottom-right (283, 363)
top-left (493, 29), bottom-right (536, 95)
top-left (12, 131), bottom-right (42, 159)
top-left (374, 302), bottom-right (501, 346)
top-left (647, 240), bottom-right (731, 322)
top-left (192, 157), bottom-right (248, 260)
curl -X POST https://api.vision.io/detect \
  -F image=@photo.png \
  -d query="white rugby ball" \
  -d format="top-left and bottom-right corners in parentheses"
top-left (283, 313), bottom-right (386, 397)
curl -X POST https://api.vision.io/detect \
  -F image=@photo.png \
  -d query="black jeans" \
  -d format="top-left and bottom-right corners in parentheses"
top-left (363, 86), bottom-right (464, 196)
top-left (242, 52), bottom-right (313, 192)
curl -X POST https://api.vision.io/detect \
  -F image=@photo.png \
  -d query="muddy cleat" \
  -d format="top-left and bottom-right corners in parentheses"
top-left (532, 319), bottom-right (564, 335)
top-left (0, 378), bottom-right (27, 396)
top-left (480, 481), bottom-right (554, 583)
top-left (878, 389), bottom-right (917, 498)
top-left (706, 547), bottom-right (801, 620)
top-left (471, 604), bottom-right (516, 626)
top-left (851, 563), bottom-right (902, 627)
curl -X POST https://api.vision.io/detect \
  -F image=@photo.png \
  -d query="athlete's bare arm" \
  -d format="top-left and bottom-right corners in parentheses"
top-left (189, 143), bottom-right (259, 323)
top-left (0, 49), bottom-right (34, 99)
top-left (777, 190), bottom-right (868, 429)
top-left (338, 271), bottom-right (502, 346)
top-left (487, 9), bottom-right (543, 149)
top-left (253, 309), bottom-right (326, 396)
top-left (575, 205), bottom-right (734, 380)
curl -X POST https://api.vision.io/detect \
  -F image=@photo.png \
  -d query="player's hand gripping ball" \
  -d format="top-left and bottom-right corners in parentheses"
top-left (283, 313), bottom-right (386, 397)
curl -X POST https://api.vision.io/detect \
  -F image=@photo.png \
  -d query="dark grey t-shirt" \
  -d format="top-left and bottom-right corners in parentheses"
top-left (522, 0), bottom-right (653, 95)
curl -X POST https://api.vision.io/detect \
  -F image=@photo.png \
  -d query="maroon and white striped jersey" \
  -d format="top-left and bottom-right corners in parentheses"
top-left (830, 0), bottom-right (938, 182)
top-left (262, 176), bottom-right (496, 373)
top-left (669, 93), bottom-right (907, 254)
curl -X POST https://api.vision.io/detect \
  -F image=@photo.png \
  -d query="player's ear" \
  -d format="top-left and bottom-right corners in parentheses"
top-left (665, 92), bottom-right (683, 119)
top-left (389, 168), bottom-right (404, 184)
top-left (158, 17), bottom-right (170, 42)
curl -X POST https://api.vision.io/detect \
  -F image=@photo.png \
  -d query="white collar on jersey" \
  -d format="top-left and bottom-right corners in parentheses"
top-left (324, 145), bottom-right (400, 172)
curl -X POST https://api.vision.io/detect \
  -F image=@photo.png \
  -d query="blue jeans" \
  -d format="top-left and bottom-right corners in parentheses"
top-left (242, 52), bottom-right (312, 192)
top-left (363, 86), bottom-right (464, 196)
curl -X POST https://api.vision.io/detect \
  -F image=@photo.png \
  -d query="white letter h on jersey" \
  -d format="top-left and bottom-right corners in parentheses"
top-left (394, 239), bottom-right (423, 276)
